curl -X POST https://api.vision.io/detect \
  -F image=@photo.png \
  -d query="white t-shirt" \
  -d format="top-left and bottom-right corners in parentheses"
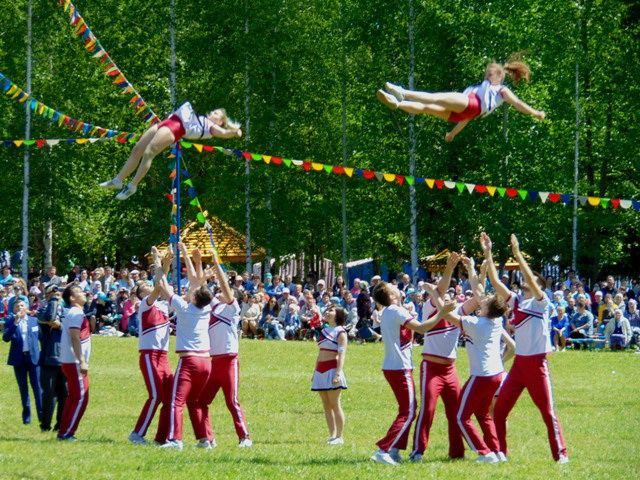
top-left (463, 80), bottom-right (504, 116)
top-left (170, 295), bottom-right (211, 354)
top-left (380, 304), bottom-right (414, 370)
top-left (138, 296), bottom-right (170, 352)
top-left (208, 297), bottom-right (241, 356)
top-left (60, 306), bottom-right (92, 365)
top-left (173, 102), bottom-right (214, 140)
top-left (461, 315), bottom-right (505, 377)
top-left (508, 293), bottom-right (552, 356)
top-left (421, 298), bottom-right (464, 360)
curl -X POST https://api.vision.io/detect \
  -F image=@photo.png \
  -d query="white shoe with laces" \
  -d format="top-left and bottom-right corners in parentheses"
top-left (99, 177), bottom-right (123, 190)
top-left (327, 437), bottom-right (344, 446)
top-left (238, 438), bottom-right (253, 448)
top-left (159, 440), bottom-right (183, 450)
top-left (497, 452), bottom-right (508, 462)
top-left (128, 432), bottom-right (147, 445)
top-left (476, 452), bottom-right (499, 464)
top-left (370, 449), bottom-right (398, 466)
top-left (116, 183), bottom-right (137, 200)
top-left (385, 82), bottom-right (405, 101)
top-left (196, 439), bottom-right (216, 449)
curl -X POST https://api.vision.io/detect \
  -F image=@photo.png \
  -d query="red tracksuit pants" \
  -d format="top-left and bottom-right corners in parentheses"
top-left (133, 351), bottom-right (173, 443)
top-left (198, 354), bottom-right (250, 441)
top-left (411, 360), bottom-right (465, 458)
top-left (493, 354), bottom-right (567, 460)
top-left (457, 372), bottom-right (503, 455)
top-left (168, 356), bottom-right (211, 441)
top-left (376, 369), bottom-right (416, 452)
top-left (58, 363), bottom-right (90, 439)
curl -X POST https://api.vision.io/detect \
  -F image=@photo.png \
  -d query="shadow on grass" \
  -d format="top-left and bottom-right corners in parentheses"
top-left (0, 436), bottom-right (116, 445)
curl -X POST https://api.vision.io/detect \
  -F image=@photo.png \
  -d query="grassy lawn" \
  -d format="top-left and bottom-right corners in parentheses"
top-left (0, 337), bottom-right (638, 479)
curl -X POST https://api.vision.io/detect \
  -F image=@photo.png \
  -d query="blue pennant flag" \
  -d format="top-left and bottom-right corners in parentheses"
top-left (528, 191), bottom-right (539, 201)
top-left (561, 194), bottom-right (572, 205)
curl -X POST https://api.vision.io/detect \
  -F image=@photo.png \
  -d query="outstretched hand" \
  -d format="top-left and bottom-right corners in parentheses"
top-left (442, 299), bottom-right (457, 314)
top-left (535, 110), bottom-right (546, 121)
top-left (447, 251), bottom-right (461, 270)
top-left (445, 131), bottom-right (455, 142)
top-left (461, 256), bottom-right (476, 273)
top-left (161, 250), bottom-right (174, 274)
top-left (480, 232), bottom-right (492, 253)
top-left (510, 234), bottom-right (521, 256)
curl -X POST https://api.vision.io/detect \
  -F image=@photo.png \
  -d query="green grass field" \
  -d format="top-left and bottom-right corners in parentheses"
top-left (0, 337), bottom-right (638, 479)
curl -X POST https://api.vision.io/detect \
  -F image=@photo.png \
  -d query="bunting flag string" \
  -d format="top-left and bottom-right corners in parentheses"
top-left (1, 136), bottom-right (133, 148)
top-left (0, 72), bottom-right (139, 142)
top-left (56, 0), bottom-right (158, 125)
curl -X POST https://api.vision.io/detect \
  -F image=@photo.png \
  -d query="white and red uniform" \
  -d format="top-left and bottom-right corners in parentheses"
top-left (411, 299), bottom-right (465, 458)
top-left (494, 294), bottom-right (567, 460)
top-left (311, 325), bottom-right (348, 391)
top-left (167, 295), bottom-right (212, 442)
top-left (132, 297), bottom-right (172, 443)
top-left (457, 315), bottom-right (506, 455)
top-left (376, 304), bottom-right (416, 452)
top-left (58, 306), bottom-right (91, 439)
top-left (199, 297), bottom-right (250, 442)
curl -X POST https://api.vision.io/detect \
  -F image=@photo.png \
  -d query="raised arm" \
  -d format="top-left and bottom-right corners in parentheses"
top-left (480, 232), bottom-right (511, 301)
top-left (445, 120), bottom-right (470, 142)
top-left (510, 234), bottom-right (544, 300)
top-left (211, 124), bottom-right (243, 139)
top-left (501, 87), bottom-right (545, 120)
top-left (460, 256), bottom-right (483, 313)
top-left (421, 283), bottom-right (462, 330)
top-left (153, 248), bottom-right (176, 301)
top-left (210, 250), bottom-right (234, 304)
top-left (438, 251), bottom-right (460, 296)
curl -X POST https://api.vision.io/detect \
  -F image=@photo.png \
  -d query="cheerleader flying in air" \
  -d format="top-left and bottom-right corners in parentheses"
top-left (100, 102), bottom-right (242, 200)
top-left (377, 55), bottom-right (545, 142)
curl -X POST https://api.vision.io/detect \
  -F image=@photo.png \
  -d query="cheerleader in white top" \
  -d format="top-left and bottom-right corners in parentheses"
top-left (312, 305), bottom-right (348, 445)
top-left (481, 233), bottom-right (568, 463)
top-left (99, 101), bottom-right (242, 200)
top-left (377, 55), bottom-right (545, 142)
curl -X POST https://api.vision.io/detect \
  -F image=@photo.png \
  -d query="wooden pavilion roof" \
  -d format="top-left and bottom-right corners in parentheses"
top-left (421, 249), bottom-right (531, 272)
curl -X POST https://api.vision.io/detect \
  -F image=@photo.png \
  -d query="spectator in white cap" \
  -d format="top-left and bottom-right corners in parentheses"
top-left (371, 275), bottom-right (382, 290)
top-left (278, 288), bottom-right (292, 308)
top-left (315, 280), bottom-right (327, 301)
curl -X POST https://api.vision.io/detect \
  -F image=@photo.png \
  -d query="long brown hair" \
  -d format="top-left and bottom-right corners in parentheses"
top-left (485, 53), bottom-right (531, 84)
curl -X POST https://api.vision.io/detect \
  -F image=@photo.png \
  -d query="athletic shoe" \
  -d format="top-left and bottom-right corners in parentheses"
top-left (327, 437), bottom-right (344, 446)
top-left (389, 448), bottom-right (402, 463)
top-left (99, 177), bottom-right (123, 190)
top-left (497, 452), bottom-right (508, 462)
top-left (558, 455), bottom-right (570, 464)
top-left (57, 435), bottom-right (78, 442)
top-left (385, 82), bottom-right (405, 101)
top-left (196, 439), bottom-right (216, 449)
top-left (159, 440), bottom-right (183, 450)
top-left (370, 449), bottom-right (398, 466)
top-left (128, 432), bottom-right (148, 445)
top-left (409, 453), bottom-right (423, 463)
top-left (238, 438), bottom-right (253, 448)
top-left (476, 452), bottom-right (499, 464)
top-left (376, 90), bottom-right (399, 110)
top-left (116, 183), bottom-right (137, 200)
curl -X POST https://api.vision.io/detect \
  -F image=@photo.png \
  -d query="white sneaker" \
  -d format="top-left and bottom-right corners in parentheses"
top-left (376, 90), bottom-right (399, 110)
top-left (99, 177), bottom-right (123, 190)
top-left (476, 452), bottom-right (499, 464)
top-left (159, 440), bottom-right (183, 450)
top-left (196, 439), bottom-right (216, 449)
top-left (409, 453), bottom-right (423, 462)
top-left (128, 432), bottom-right (147, 445)
top-left (116, 183), bottom-right (137, 200)
top-left (238, 438), bottom-right (253, 448)
top-left (497, 452), bottom-right (508, 462)
top-left (370, 449), bottom-right (398, 466)
top-left (558, 455), bottom-right (570, 464)
top-left (389, 448), bottom-right (402, 463)
top-left (327, 437), bottom-right (344, 446)
top-left (385, 82), bottom-right (405, 101)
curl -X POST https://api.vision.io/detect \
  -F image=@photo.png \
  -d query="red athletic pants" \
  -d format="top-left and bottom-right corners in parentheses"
top-left (168, 356), bottom-right (211, 441)
top-left (457, 372), bottom-right (503, 455)
top-left (198, 354), bottom-right (250, 441)
top-left (133, 351), bottom-right (173, 443)
top-left (411, 360), bottom-right (465, 458)
top-left (58, 363), bottom-right (90, 439)
top-left (493, 354), bottom-right (567, 460)
top-left (376, 369), bottom-right (416, 452)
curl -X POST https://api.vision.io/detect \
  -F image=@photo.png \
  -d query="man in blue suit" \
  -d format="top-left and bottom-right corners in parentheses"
top-left (3, 298), bottom-right (42, 424)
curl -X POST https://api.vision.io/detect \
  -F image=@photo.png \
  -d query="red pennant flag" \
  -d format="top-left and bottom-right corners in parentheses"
top-left (166, 193), bottom-right (174, 203)
top-left (303, 161), bottom-right (312, 171)
top-left (36, 139), bottom-right (46, 148)
top-left (271, 156), bottom-right (283, 165)
top-left (332, 166), bottom-right (344, 175)
top-left (611, 199), bottom-right (620, 209)
top-left (363, 170), bottom-right (375, 180)
top-left (475, 184), bottom-right (487, 193)
top-left (170, 225), bottom-right (178, 234)
top-left (435, 180), bottom-right (444, 189)
top-left (203, 145), bottom-right (214, 152)
top-left (395, 175), bottom-right (405, 185)
top-left (548, 193), bottom-right (561, 203)
top-left (506, 188), bottom-right (518, 198)
top-left (242, 152), bottom-right (252, 160)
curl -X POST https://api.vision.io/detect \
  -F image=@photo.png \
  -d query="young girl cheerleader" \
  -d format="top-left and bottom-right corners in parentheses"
top-left (100, 102), bottom-right (242, 200)
top-left (312, 305), bottom-right (349, 445)
top-left (377, 55), bottom-right (545, 142)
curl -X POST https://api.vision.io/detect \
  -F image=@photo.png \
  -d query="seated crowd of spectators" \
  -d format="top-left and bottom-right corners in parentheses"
top-left (1, 262), bottom-right (638, 351)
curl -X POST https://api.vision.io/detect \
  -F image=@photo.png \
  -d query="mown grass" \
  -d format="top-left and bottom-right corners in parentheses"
top-left (0, 337), bottom-right (638, 479)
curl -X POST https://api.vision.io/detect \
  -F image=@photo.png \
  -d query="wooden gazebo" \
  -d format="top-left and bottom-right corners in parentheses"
top-left (421, 249), bottom-right (531, 273)
top-left (150, 211), bottom-right (265, 264)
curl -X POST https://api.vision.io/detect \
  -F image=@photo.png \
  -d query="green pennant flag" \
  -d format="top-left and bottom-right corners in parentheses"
top-left (455, 182), bottom-right (465, 193)
top-left (190, 198), bottom-right (200, 207)
top-left (405, 176), bottom-right (415, 186)
top-left (181, 142), bottom-right (192, 149)
top-left (283, 158), bottom-right (292, 167)
top-left (323, 164), bottom-right (332, 174)
top-left (184, 179), bottom-right (194, 187)
top-left (518, 189), bottom-right (528, 200)
top-left (215, 146), bottom-right (224, 152)
top-left (196, 212), bottom-right (206, 224)
top-left (170, 217), bottom-right (177, 225)
top-left (23, 140), bottom-right (36, 146)
top-left (251, 153), bottom-right (262, 161)
top-left (497, 187), bottom-right (507, 197)
top-left (601, 198), bottom-right (610, 208)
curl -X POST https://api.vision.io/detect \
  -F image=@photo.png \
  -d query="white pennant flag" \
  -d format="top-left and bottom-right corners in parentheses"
top-left (444, 181), bottom-right (456, 189)
top-left (465, 183), bottom-right (476, 194)
top-left (620, 200), bottom-right (632, 209)
top-left (539, 192), bottom-right (549, 203)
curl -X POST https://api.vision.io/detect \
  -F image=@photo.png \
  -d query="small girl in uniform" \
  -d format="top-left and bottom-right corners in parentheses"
top-left (377, 55), bottom-right (545, 142)
top-left (100, 102), bottom-right (242, 200)
top-left (312, 305), bottom-right (348, 445)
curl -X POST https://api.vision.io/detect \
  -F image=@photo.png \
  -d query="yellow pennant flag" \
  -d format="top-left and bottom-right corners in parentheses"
top-left (426, 179), bottom-right (435, 189)
top-left (37, 103), bottom-right (45, 115)
top-left (486, 186), bottom-right (497, 196)
top-left (193, 143), bottom-right (203, 153)
top-left (383, 173), bottom-right (396, 182)
top-left (262, 155), bottom-right (272, 164)
top-left (312, 162), bottom-right (324, 171)
top-left (344, 167), bottom-right (354, 177)
top-left (13, 140), bottom-right (24, 147)
top-left (11, 89), bottom-right (22, 99)
top-left (587, 196), bottom-right (601, 206)
top-left (76, 139), bottom-right (89, 145)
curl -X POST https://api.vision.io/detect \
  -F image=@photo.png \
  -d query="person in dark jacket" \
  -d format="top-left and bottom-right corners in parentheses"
top-left (3, 298), bottom-right (42, 425)
top-left (37, 284), bottom-right (67, 432)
